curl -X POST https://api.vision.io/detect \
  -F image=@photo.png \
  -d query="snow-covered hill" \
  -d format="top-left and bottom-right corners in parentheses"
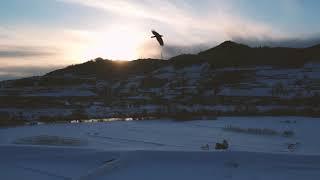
top-left (0, 41), bottom-right (320, 124)
top-left (1, 62), bottom-right (320, 123)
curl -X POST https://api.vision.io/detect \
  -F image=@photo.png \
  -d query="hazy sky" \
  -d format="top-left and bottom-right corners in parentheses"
top-left (1, 0), bottom-right (320, 80)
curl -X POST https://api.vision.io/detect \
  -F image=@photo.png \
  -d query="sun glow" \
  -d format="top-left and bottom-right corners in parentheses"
top-left (80, 28), bottom-right (146, 61)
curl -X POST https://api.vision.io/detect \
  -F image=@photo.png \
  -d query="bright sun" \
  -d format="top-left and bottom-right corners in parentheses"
top-left (81, 28), bottom-right (145, 61)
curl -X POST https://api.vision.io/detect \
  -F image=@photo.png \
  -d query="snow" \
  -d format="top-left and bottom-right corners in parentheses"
top-left (304, 62), bottom-right (320, 69)
top-left (0, 146), bottom-right (119, 180)
top-left (0, 108), bottom-right (73, 121)
top-left (98, 151), bottom-right (320, 180)
top-left (1, 117), bottom-right (320, 179)
top-left (219, 87), bottom-right (271, 97)
top-left (2, 64), bottom-right (320, 121)
top-left (2, 116), bottom-right (318, 153)
top-left (153, 66), bottom-right (175, 79)
top-left (24, 89), bottom-right (96, 97)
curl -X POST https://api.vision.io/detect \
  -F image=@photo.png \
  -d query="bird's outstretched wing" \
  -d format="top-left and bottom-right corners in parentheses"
top-left (152, 30), bottom-right (160, 37)
top-left (156, 36), bottom-right (164, 46)
top-left (151, 30), bottom-right (164, 46)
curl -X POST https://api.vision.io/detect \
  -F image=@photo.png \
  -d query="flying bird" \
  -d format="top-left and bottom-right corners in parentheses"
top-left (151, 30), bottom-right (164, 46)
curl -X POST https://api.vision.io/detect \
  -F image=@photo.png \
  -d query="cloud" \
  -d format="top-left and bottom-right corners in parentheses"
top-left (232, 34), bottom-right (320, 48)
top-left (62, 0), bottom-right (307, 58)
top-left (2, 0), bottom-right (320, 64)
top-left (5, 0), bottom-right (319, 61)
top-left (0, 46), bottom-right (58, 58)
top-left (60, 0), bottom-right (190, 24)
top-left (0, 25), bottom-right (95, 66)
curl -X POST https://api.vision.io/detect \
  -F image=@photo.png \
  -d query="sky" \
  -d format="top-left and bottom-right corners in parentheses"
top-left (0, 0), bottom-right (320, 80)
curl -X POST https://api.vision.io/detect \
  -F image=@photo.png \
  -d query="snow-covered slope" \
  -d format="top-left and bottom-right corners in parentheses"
top-left (2, 146), bottom-right (320, 180)
top-left (1, 117), bottom-right (320, 179)
top-left (1, 62), bottom-right (320, 123)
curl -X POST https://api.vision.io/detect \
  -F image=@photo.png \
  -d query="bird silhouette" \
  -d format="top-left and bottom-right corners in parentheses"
top-left (151, 30), bottom-right (164, 46)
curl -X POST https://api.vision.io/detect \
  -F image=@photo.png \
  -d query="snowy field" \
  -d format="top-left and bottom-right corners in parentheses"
top-left (1, 116), bottom-right (320, 179)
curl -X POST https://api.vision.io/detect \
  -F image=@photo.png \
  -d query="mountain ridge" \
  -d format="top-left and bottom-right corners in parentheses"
top-left (44, 40), bottom-right (320, 80)
top-left (1, 40), bottom-right (320, 83)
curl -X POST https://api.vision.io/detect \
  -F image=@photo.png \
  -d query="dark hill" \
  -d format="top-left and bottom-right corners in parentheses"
top-left (47, 58), bottom-right (168, 80)
top-left (43, 41), bottom-right (320, 79)
top-left (201, 41), bottom-right (250, 53)
top-left (198, 41), bottom-right (318, 68)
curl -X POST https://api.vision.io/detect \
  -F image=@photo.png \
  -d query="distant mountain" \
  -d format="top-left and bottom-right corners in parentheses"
top-left (201, 41), bottom-right (251, 53)
top-left (44, 41), bottom-right (320, 80)
top-left (198, 41), bottom-right (320, 68)
top-left (308, 43), bottom-right (320, 49)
